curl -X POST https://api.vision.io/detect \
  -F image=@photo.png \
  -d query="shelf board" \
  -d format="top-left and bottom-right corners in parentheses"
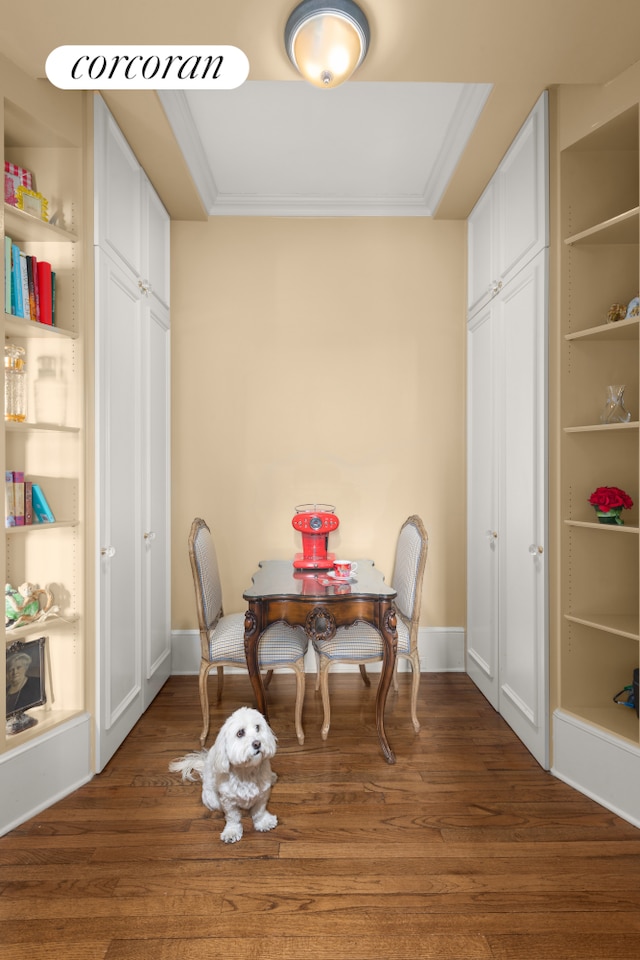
top-left (5, 420), bottom-right (80, 434)
top-left (559, 705), bottom-right (639, 746)
top-left (564, 420), bottom-right (639, 433)
top-left (4, 203), bottom-right (77, 243)
top-left (3, 313), bottom-right (78, 340)
top-left (564, 519), bottom-right (639, 533)
top-left (565, 612), bottom-right (640, 641)
top-left (5, 520), bottom-right (77, 533)
top-left (3, 707), bottom-right (87, 750)
top-left (564, 206), bottom-right (640, 245)
top-left (5, 614), bottom-right (78, 641)
top-left (565, 316), bottom-right (640, 342)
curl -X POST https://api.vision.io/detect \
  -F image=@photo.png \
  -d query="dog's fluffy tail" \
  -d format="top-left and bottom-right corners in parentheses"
top-left (169, 750), bottom-right (208, 782)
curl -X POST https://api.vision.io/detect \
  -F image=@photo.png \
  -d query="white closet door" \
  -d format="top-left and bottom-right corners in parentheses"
top-left (498, 251), bottom-right (548, 769)
top-left (142, 294), bottom-right (171, 708)
top-left (466, 302), bottom-right (500, 708)
top-left (95, 249), bottom-right (143, 771)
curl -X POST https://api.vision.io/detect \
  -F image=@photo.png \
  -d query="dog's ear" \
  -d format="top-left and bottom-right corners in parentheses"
top-left (210, 728), bottom-right (230, 774)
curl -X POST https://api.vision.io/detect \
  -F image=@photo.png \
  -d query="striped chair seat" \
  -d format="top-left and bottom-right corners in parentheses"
top-left (313, 617), bottom-right (411, 662)
top-left (209, 613), bottom-right (309, 665)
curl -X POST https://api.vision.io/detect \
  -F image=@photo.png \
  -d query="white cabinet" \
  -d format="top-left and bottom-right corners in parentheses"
top-left (466, 94), bottom-right (549, 769)
top-left (467, 251), bottom-right (549, 769)
top-left (467, 92), bottom-right (548, 317)
top-left (93, 96), bottom-right (171, 771)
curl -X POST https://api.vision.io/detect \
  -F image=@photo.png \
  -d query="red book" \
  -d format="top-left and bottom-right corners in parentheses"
top-left (37, 260), bottom-right (52, 325)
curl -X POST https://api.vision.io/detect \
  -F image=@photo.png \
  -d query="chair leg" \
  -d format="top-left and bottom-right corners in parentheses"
top-left (359, 663), bottom-right (371, 687)
top-left (393, 659), bottom-right (399, 693)
top-left (199, 662), bottom-right (211, 746)
top-left (293, 662), bottom-right (305, 745)
top-left (319, 655), bottom-right (332, 740)
top-left (264, 669), bottom-right (274, 689)
top-left (216, 665), bottom-right (224, 703)
top-left (408, 651), bottom-right (421, 733)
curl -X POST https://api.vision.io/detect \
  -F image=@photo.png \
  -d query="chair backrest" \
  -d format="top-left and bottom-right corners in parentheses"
top-left (391, 515), bottom-right (428, 629)
top-left (188, 519), bottom-right (224, 646)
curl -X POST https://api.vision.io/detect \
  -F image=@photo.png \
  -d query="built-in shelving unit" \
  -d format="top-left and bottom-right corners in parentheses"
top-left (0, 60), bottom-right (91, 834)
top-left (553, 101), bottom-right (640, 824)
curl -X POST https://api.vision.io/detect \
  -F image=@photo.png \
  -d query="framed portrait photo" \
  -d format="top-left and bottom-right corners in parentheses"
top-left (6, 637), bottom-right (47, 734)
top-left (15, 186), bottom-right (49, 222)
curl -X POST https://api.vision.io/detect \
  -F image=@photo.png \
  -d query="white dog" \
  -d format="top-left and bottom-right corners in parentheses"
top-left (169, 707), bottom-right (278, 844)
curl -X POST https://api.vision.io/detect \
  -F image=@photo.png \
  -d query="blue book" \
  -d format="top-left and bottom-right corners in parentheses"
top-left (4, 237), bottom-right (11, 314)
top-left (11, 243), bottom-right (23, 317)
top-left (31, 483), bottom-right (55, 523)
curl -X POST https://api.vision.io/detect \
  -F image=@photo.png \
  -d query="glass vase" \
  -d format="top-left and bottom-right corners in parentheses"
top-left (600, 384), bottom-right (631, 424)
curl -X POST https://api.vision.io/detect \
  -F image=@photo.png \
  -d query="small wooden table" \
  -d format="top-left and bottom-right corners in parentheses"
top-left (243, 559), bottom-right (398, 763)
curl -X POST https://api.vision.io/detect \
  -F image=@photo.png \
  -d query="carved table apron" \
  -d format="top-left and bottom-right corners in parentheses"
top-left (243, 559), bottom-right (398, 763)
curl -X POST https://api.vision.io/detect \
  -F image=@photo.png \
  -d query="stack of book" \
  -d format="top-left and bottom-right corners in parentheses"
top-left (3, 238), bottom-right (55, 326)
top-left (5, 471), bottom-right (55, 527)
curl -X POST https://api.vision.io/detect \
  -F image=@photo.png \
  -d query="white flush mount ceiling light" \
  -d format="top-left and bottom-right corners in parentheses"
top-left (285, 0), bottom-right (370, 89)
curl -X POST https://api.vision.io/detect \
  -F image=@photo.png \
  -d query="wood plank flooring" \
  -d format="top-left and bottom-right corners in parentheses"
top-left (2, 672), bottom-right (640, 959)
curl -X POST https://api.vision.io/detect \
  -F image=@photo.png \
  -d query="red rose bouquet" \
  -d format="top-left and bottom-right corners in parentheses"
top-left (588, 486), bottom-right (634, 512)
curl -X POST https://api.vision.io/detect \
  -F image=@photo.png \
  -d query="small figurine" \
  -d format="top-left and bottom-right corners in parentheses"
top-left (5, 582), bottom-right (55, 628)
top-left (626, 296), bottom-right (640, 318)
top-left (607, 303), bottom-right (627, 324)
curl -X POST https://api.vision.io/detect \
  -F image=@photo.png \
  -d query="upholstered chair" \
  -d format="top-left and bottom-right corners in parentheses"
top-left (313, 515), bottom-right (428, 739)
top-left (189, 518), bottom-right (309, 746)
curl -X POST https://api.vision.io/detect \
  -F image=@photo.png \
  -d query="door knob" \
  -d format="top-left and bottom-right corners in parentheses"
top-left (144, 531), bottom-right (156, 541)
top-left (485, 530), bottom-right (498, 540)
top-left (101, 545), bottom-right (116, 558)
top-left (528, 544), bottom-right (543, 555)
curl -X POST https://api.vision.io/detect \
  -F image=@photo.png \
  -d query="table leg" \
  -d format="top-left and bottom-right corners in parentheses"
top-left (244, 605), bottom-right (268, 720)
top-left (376, 602), bottom-right (398, 764)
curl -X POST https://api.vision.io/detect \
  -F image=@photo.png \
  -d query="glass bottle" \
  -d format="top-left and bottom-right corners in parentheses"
top-left (34, 356), bottom-right (67, 426)
top-left (4, 344), bottom-right (27, 422)
top-left (600, 384), bottom-right (632, 424)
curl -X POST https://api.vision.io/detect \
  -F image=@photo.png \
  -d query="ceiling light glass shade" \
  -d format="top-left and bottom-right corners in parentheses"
top-left (285, 0), bottom-right (370, 89)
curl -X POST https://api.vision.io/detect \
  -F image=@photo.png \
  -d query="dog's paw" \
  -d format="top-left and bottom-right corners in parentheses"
top-left (220, 823), bottom-right (243, 843)
top-left (253, 811), bottom-right (278, 833)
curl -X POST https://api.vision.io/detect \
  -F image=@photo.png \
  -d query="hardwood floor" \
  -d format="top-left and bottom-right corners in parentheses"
top-left (2, 672), bottom-right (640, 959)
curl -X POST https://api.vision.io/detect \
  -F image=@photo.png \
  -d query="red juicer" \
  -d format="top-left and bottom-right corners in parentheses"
top-left (292, 503), bottom-right (339, 570)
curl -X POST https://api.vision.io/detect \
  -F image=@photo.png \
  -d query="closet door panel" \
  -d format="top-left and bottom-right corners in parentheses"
top-left (142, 296), bottom-right (171, 706)
top-left (498, 252), bottom-right (548, 769)
top-left (466, 303), bottom-right (500, 708)
top-left (95, 249), bottom-right (143, 771)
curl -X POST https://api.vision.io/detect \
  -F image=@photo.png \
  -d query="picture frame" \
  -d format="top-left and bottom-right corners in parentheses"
top-left (6, 637), bottom-right (47, 734)
top-left (15, 186), bottom-right (49, 222)
top-left (4, 162), bottom-right (33, 206)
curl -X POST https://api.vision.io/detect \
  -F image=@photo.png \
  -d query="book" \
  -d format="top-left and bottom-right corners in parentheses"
top-left (31, 483), bottom-right (55, 523)
top-left (24, 480), bottom-right (33, 525)
top-left (5, 471), bottom-right (15, 527)
top-left (50, 271), bottom-right (56, 325)
top-left (19, 251), bottom-right (29, 320)
top-left (32, 254), bottom-right (40, 322)
top-left (26, 255), bottom-right (36, 321)
top-left (12, 471), bottom-right (24, 526)
top-left (36, 260), bottom-right (52, 325)
top-left (11, 243), bottom-right (23, 317)
top-left (4, 236), bottom-right (11, 314)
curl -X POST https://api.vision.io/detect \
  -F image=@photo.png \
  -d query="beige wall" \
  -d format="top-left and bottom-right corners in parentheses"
top-left (170, 216), bottom-right (467, 631)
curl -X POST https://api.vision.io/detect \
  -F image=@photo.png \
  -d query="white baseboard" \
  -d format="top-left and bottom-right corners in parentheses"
top-left (171, 626), bottom-right (465, 675)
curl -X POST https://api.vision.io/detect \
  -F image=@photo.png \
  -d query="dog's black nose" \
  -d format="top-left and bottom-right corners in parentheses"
top-left (252, 740), bottom-right (262, 752)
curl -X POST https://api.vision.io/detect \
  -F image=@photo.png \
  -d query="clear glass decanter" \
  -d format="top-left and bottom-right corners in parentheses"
top-left (600, 384), bottom-right (631, 424)
top-left (4, 344), bottom-right (26, 422)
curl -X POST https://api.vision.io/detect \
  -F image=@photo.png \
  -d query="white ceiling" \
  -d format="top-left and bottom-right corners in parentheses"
top-left (160, 80), bottom-right (492, 216)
